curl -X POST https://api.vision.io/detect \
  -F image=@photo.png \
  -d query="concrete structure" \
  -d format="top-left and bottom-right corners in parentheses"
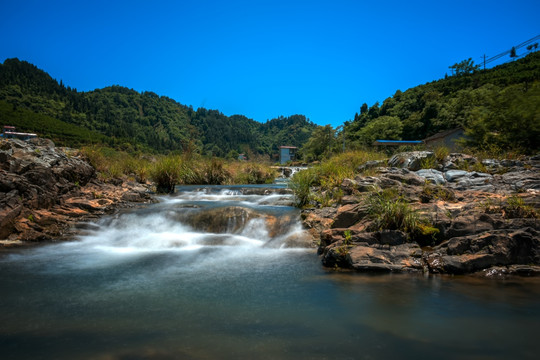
top-left (423, 128), bottom-right (466, 150)
top-left (373, 140), bottom-right (423, 147)
top-left (279, 146), bottom-right (297, 164)
top-left (373, 128), bottom-right (466, 151)
top-left (1, 126), bottom-right (37, 140)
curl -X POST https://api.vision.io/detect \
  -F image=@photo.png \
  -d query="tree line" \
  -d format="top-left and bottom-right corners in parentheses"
top-left (0, 58), bottom-right (317, 158)
top-left (300, 51), bottom-right (540, 161)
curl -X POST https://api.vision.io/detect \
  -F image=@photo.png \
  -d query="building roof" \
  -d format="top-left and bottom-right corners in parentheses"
top-left (373, 140), bottom-right (423, 146)
top-left (279, 146), bottom-right (297, 149)
top-left (423, 128), bottom-right (464, 142)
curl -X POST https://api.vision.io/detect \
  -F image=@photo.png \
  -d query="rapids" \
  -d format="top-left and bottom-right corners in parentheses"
top-left (1, 184), bottom-right (539, 360)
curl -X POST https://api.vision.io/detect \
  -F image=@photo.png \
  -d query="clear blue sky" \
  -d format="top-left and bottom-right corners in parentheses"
top-left (1, 0), bottom-right (539, 127)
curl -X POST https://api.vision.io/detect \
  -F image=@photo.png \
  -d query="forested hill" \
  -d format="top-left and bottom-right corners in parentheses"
top-left (345, 51), bottom-right (540, 152)
top-left (0, 58), bottom-right (317, 157)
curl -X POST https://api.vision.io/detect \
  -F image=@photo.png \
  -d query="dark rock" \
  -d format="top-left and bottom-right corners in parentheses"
top-left (347, 243), bottom-right (423, 272)
top-left (331, 203), bottom-right (368, 228)
top-left (374, 230), bottom-right (408, 245)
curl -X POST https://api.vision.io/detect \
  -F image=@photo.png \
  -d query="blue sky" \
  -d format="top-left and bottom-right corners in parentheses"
top-left (1, 0), bottom-right (539, 127)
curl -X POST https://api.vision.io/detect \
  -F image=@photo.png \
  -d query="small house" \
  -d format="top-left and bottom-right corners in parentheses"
top-left (279, 146), bottom-right (297, 164)
top-left (373, 140), bottom-right (423, 147)
top-left (1, 126), bottom-right (37, 140)
top-left (423, 128), bottom-right (466, 151)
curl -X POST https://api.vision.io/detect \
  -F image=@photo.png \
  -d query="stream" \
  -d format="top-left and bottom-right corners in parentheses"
top-left (1, 184), bottom-right (539, 359)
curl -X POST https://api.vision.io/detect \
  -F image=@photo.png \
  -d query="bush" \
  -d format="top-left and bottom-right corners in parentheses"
top-left (230, 162), bottom-right (276, 184)
top-left (290, 150), bottom-right (385, 207)
top-left (367, 189), bottom-right (439, 241)
top-left (150, 155), bottom-right (183, 193)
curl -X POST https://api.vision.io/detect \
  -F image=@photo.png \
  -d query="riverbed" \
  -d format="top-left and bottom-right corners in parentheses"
top-left (1, 185), bottom-right (539, 359)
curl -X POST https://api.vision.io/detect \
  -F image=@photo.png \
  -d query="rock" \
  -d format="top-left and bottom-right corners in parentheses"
top-left (331, 203), bottom-right (368, 228)
top-left (340, 178), bottom-right (358, 195)
top-left (444, 170), bottom-right (469, 182)
top-left (374, 230), bottom-right (408, 246)
top-left (0, 138), bottom-right (153, 245)
top-left (357, 160), bottom-right (385, 172)
top-left (347, 243), bottom-right (423, 272)
top-left (388, 151), bottom-right (435, 171)
top-left (415, 169), bottom-right (446, 185)
top-left (428, 228), bottom-right (540, 274)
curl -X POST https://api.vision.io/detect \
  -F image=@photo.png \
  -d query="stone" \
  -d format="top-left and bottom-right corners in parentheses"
top-left (331, 203), bottom-right (368, 228)
top-left (388, 151), bottom-right (435, 171)
top-left (444, 170), bottom-right (469, 182)
top-left (415, 169), bottom-right (446, 185)
top-left (347, 243), bottom-right (423, 272)
top-left (0, 138), bottom-right (152, 244)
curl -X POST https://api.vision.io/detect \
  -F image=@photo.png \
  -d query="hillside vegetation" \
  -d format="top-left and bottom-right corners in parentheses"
top-left (0, 58), bottom-right (317, 157)
top-left (343, 52), bottom-right (540, 154)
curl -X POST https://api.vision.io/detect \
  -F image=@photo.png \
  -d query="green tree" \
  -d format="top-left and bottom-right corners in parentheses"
top-left (358, 116), bottom-right (403, 145)
top-left (449, 58), bottom-right (480, 76)
top-left (301, 125), bottom-right (337, 161)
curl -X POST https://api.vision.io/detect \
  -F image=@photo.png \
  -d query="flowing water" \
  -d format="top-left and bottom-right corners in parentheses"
top-left (1, 184), bottom-right (539, 360)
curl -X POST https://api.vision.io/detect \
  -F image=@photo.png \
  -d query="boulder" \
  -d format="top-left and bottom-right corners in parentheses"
top-left (415, 169), bottom-right (446, 185)
top-left (347, 243), bottom-right (423, 272)
top-left (331, 203), bottom-right (369, 228)
top-left (388, 151), bottom-right (434, 171)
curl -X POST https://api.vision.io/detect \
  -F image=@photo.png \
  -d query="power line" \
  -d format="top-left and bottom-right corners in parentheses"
top-left (483, 34), bottom-right (540, 66)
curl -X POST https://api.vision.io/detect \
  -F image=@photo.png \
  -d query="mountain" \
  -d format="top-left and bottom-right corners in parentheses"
top-left (0, 58), bottom-right (317, 157)
top-left (344, 51), bottom-right (540, 153)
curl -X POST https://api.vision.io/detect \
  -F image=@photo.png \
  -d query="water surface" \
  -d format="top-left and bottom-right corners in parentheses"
top-left (1, 185), bottom-right (539, 359)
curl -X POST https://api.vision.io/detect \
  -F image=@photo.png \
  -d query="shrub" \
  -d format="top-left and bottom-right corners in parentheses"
top-left (150, 155), bottom-right (183, 193)
top-left (231, 162), bottom-right (276, 184)
top-left (504, 195), bottom-right (538, 219)
top-left (434, 146), bottom-right (450, 163)
top-left (366, 189), bottom-right (438, 241)
top-left (290, 167), bottom-right (319, 207)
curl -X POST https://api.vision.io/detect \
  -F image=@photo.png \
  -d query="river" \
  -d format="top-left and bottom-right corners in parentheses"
top-left (1, 184), bottom-right (539, 359)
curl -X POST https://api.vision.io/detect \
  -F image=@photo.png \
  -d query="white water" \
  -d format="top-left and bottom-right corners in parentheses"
top-left (1, 185), bottom-right (539, 360)
top-left (3, 186), bottom-right (310, 271)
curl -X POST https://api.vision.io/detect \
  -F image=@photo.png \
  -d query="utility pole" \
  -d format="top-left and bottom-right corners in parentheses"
top-left (483, 54), bottom-right (486, 70)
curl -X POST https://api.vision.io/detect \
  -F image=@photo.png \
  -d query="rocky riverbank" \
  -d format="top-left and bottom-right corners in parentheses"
top-left (0, 138), bottom-right (154, 247)
top-left (302, 151), bottom-right (540, 276)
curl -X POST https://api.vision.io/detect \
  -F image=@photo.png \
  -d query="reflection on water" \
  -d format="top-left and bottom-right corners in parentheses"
top-left (1, 185), bottom-right (539, 360)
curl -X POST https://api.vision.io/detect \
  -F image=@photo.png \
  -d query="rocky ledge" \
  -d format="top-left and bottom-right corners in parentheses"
top-left (0, 138), bottom-right (154, 247)
top-left (303, 151), bottom-right (540, 277)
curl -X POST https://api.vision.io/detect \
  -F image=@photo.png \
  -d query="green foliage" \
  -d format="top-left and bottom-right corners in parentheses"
top-left (0, 59), bottom-right (317, 157)
top-left (480, 195), bottom-right (537, 219)
top-left (290, 150), bottom-right (385, 207)
top-left (356, 115), bottom-right (403, 146)
top-left (150, 155), bottom-right (183, 193)
top-left (449, 58), bottom-right (480, 76)
top-left (420, 156), bottom-right (437, 169)
top-left (504, 195), bottom-right (538, 219)
top-left (290, 167), bottom-right (319, 207)
top-left (434, 146), bottom-right (450, 162)
top-left (367, 189), bottom-right (439, 240)
top-left (345, 52), bottom-right (540, 154)
top-left (420, 183), bottom-right (456, 203)
top-left (229, 162), bottom-right (276, 184)
top-left (301, 125), bottom-right (338, 161)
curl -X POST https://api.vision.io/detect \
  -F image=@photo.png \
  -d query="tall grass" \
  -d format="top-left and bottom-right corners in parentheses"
top-left (80, 145), bottom-right (277, 192)
top-left (150, 155), bottom-right (183, 193)
top-left (290, 150), bottom-right (385, 207)
top-left (367, 188), bottom-right (439, 240)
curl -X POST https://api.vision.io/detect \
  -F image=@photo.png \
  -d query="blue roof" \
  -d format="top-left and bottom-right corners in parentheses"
top-left (375, 140), bottom-right (423, 144)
